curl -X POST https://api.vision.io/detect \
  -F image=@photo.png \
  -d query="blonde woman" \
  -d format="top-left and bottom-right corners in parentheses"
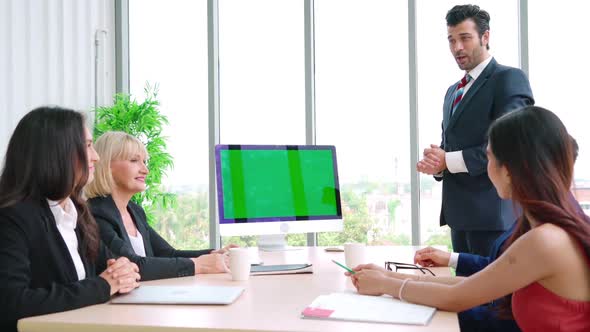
top-left (85, 131), bottom-right (235, 281)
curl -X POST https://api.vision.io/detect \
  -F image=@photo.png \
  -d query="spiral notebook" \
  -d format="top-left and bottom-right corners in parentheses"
top-left (301, 292), bottom-right (436, 325)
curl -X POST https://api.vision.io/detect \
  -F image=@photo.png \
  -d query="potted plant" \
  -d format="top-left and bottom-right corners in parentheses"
top-left (93, 83), bottom-right (175, 225)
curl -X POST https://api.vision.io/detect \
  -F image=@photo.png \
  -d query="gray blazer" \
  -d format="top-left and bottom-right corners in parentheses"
top-left (438, 58), bottom-right (534, 231)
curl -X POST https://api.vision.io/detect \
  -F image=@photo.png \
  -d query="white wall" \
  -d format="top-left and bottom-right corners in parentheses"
top-left (0, 0), bottom-right (116, 157)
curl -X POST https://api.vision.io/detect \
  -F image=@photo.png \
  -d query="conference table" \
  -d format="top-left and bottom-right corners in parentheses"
top-left (18, 246), bottom-right (459, 332)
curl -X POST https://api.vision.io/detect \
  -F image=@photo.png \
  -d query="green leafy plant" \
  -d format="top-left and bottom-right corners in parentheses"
top-left (93, 83), bottom-right (175, 225)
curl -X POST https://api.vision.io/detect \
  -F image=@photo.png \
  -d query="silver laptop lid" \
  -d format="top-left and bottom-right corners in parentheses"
top-left (111, 285), bottom-right (245, 305)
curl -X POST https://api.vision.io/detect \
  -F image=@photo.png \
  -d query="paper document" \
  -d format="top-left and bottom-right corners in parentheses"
top-left (301, 292), bottom-right (436, 325)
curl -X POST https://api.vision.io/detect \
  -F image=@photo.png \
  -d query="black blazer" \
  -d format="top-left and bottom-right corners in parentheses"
top-left (89, 195), bottom-right (213, 281)
top-left (439, 58), bottom-right (534, 231)
top-left (0, 199), bottom-right (111, 332)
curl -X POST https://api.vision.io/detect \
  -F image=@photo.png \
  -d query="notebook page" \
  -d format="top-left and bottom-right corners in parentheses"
top-left (303, 292), bottom-right (436, 325)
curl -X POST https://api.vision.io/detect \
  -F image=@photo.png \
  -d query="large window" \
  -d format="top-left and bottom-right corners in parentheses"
top-left (126, 1), bottom-right (584, 249)
top-left (218, 0), bottom-right (305, 145)
top-left (314, 0), bottom-right (411, 246)
top-left (129, 0), bottom-right (210, 249)
top-left (218, 0), bottom-right (306, 246)
top-left (529, 1), bottom-right (590, 207)
top-left (416, 0), bottom-right (519, 249)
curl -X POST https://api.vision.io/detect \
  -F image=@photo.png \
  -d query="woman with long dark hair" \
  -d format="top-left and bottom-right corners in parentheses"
top-left (0, 107), bottom-right (140, 332)
top-left (347, 106), bottom-right (590, 331)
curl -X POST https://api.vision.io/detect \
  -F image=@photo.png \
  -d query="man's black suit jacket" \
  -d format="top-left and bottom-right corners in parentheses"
top-left (0, 199), bottom-right (111, 332)
top-left (439, 58), bottom-right (534, 231)
top-left (89, 195), bottom-right (213, 281)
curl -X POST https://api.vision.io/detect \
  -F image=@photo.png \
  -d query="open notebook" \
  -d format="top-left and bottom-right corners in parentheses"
top-left (301, 292), bottom-right (436, 325)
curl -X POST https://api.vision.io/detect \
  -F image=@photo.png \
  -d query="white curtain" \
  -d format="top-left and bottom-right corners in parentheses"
top-left (0, 0), bottom-right (116, 158)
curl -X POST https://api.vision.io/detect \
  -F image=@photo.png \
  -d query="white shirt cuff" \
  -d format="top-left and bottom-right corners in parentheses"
top-left (445, 150), bottom-right (468, 173)
top-left (448, 252), bottom-right (460, 269)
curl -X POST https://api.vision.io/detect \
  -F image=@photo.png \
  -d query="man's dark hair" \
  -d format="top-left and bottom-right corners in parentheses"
top-left (446, 4), bottom-right (491, 50)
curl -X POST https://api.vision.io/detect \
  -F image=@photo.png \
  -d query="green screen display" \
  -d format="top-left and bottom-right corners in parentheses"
top-left (218, 147), bottom-right (340, 221)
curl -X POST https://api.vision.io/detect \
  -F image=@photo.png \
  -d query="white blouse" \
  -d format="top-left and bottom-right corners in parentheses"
top-left (47, 198), bottom-right (86, 280)
top-left (128, 231), bottom-right (146, 257)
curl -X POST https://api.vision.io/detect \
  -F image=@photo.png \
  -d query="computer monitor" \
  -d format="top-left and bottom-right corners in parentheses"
top-left (215, 144), bottom-right (343, 250)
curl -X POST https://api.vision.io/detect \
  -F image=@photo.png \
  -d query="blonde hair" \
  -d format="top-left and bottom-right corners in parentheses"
top-left (85, 131), bottom-right (148, 198)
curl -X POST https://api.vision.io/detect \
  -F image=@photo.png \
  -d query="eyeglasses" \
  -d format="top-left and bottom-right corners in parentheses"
top-left (384, 261), bottom-right (436, 276)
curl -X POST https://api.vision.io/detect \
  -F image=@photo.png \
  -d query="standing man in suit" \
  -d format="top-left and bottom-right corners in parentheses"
top-left (417, 5), bottom-right (534, 256)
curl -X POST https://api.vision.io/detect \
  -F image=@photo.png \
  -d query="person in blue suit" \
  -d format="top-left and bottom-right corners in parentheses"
top-left (417, 5), bottom-right (534, 256)
top-left (415, 226), bottom-right (519, 331)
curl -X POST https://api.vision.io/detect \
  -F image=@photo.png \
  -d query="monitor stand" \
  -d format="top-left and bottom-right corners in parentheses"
top-left (257, 234), bottom-right (302, 252)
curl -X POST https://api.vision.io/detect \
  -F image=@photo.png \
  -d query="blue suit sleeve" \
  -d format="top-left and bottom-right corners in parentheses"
top-left (434, 85), bottom-right (455, 183)
top-left (456, 253), bottom-right (491, 277)
top-left (433, 120), bottom-right (447, 183)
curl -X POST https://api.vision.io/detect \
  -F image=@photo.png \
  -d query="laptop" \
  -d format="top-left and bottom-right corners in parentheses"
top-left (250, 263), bottom-right (313, 275)
top-left (111, 285), bottom-right (245, 305)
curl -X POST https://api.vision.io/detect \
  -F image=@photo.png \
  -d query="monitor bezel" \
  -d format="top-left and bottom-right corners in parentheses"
top-left (214, 144), bottom-right (342, 225)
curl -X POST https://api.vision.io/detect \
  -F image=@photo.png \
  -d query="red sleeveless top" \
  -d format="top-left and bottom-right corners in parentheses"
top-left (512, 281), bottom-right (590, 331)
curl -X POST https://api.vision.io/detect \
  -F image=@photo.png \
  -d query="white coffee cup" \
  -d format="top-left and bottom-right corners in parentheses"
top-left (344, 243), bottom-right (366, 269)
top-left (229, 248), bottom-right (251, 281)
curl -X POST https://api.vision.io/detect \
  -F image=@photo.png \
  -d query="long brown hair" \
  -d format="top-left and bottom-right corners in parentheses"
top-left (0, 107), bottom-right (100, 261)
top-left (487, 106), bottom-right (590, 316)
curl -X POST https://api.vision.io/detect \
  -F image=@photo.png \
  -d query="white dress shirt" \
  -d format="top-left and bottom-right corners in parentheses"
top-left (128, 231), bottom-right (146, 257)
top-left (448, 252), bottom-right (460, 269)
top-left (47, 198), bottom-right (86, 280)
top-left (445, 55), bottom-right (494, 174)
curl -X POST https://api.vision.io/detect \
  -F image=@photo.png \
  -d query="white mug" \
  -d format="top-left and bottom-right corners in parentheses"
top-left (229, 248), bottom-right (251, 281)
top-left (344, 243), bottom-right (366, 269)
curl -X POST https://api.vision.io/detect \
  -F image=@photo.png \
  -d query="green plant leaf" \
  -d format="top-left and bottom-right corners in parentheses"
top-left (92, 83), bottom-right (176, 226)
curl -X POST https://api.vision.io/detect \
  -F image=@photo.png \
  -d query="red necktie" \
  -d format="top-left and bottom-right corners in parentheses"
top-left (451, 74), bottom-right (472, 115)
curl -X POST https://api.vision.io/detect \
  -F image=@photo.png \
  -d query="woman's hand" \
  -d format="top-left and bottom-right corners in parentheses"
top-left (100, 257), bottom-right (141, 296)
top-left (192, 253), bottom-right (230, 274)
top-left (345, 263), bottom-right (387, 277)
top-left (351, 269), bottom-right (391, 296)
top-left (211, 244), bottom-right (239, 255)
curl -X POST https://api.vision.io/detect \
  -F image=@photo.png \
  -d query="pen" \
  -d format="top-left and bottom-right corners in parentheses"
top-left (332, 259), bottom-right (355, 274)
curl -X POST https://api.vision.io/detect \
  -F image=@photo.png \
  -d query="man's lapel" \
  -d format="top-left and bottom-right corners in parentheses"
top-left (447, 58), bottom-right (497, 131)
top-left (443, 82), bottom-right (459, 132)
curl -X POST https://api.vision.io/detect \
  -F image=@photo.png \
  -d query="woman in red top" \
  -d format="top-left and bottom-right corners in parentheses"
top-left (347, 106), bottom-right (590, 331)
